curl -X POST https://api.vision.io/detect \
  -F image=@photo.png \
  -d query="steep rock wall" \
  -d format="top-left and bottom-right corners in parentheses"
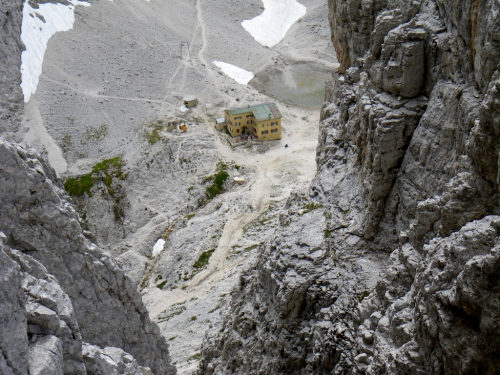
top-left (0, 139), bottom-right (176, 374)
top-left (0, 237), bottom-right (157, 375)
top-left (0, 1), bottom-right (176, 372)
top-left (0, 0), bottom-right (23, 134)
top-left (199, 0), bottom-right (500, 374)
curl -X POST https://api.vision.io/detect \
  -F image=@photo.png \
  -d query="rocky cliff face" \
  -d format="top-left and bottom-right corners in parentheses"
top-left (0, 0), bottom-right (23, 134)
top-left (0, 1), bottom-right (176, 373)
top-left (0, 237), bottom-right (157, 375)
top-left (0, 138), bottom-right (176, 374)
top-left (199, 0), bottom-right (500, 374)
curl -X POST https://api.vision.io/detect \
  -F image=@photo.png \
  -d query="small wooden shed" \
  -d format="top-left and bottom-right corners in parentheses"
top-left (183, 95), bottom-right (198, 108)
top-left (215, 117), bottom-right (226, 131)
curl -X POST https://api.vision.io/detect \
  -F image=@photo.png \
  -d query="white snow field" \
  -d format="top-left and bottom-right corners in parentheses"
top-left (153, 239), bottom-right (166, 257)
top-left (213, 61), bottom-right (254, 85)
top-left (241, 0), bottom-right (307, 48)
top-left (20, 0), bottom-right (90, 102)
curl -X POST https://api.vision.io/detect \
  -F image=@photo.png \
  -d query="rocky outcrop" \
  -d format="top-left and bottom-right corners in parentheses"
top-left (199, 200), bottom-right (360, 374)
top-left (356, 216), bottom-right (500, 374)
top-left (0, 139), bottom-right (176, 374)
top-left (0, 238), bottom-right (29, 375)
top-left (199, 0), bottom-right (500, 374)
top-left (0, 0), bottom-right (23, 134)
top-left (0, 234), bottom-right (159, 375)
top-left (0, 239), bottom-right (85, 375)
top-left (83, 344), bottom-right (154, 375)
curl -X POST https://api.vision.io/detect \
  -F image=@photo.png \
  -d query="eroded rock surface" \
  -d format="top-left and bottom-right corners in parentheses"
top-left (0, 139), bottom-right (176, 374)
top-left (0, 234), bottom-right (161, 375)
top-left (199, 0), bottom-right (500, 374)
top-left (0, 0), bottom-right (23, 134)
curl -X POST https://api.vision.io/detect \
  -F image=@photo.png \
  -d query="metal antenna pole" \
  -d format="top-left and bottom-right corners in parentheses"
top-left (187, 41), bottom-right (191, 62)
top-left (181, 41), bottom-right (191, 62)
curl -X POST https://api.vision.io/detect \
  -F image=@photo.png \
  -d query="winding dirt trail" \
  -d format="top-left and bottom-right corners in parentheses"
top-left (187, 166), bottom-right (272, 289)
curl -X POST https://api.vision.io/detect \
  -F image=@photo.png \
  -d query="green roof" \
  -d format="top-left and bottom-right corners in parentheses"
top-left (228, 103), bottom-right (282, 121)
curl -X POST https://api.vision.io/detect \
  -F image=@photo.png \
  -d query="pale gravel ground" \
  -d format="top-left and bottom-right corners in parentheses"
top-left (20, 0), bottom-right (337, 372)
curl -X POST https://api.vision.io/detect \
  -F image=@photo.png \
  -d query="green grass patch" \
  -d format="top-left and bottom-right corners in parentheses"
top-left (64, 174), bottom-right (94, 197)
top-left (92, 156), bottom-right (123, 175)
top-left (304, 203), bottom-right (323, 210)
top-left (63, 156), bottom-right (124, 197)
top-left (190, 316), bottom-right (197, 321)
top-left (60, 133), bottom-right (72, 154)
top-left (187, 353), bottom-right (201, 362)
top-left (300, 202), bottom-right (323, 214)
top-left (203, 162), bottom-right (229, 199)
top-left (186, 213), bottom-right (195, 220)
top-left (146, 130), bottom-right (162, 144)
top-left (84, 124), bottom-right (108, 142)
top-left (113, 204), bottom-right (124, 222)
top-left (156, 280), bottom-right (167, 289)
top-left (330, 248), bottom-right (337, 266)
top-left (357, 290), bottom-right (370, 302)
top-left (143, 120), bottom-right (169, 144)
top-left (243, 244), bottom-right (259, 252)
top-left (258, 218), bottom-right (271, 226)
top-left (157, 305), bottom-right (187, 323)
top-left (324, 227), bottom-right (331, 238)
top-left (208, 305), bottom-right (221, 314)
top-left (193, 249), bottom-right (215, 269)
top-left (232, 243), bottom-right (259, 256)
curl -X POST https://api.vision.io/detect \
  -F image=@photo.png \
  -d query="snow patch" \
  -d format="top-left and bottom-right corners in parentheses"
top-left (20, 0), bottom-right (90, 103)
top-left (242, 0), bottom-right (306, 48)
top-left (213, 61), bottom-right (254, 85)
top-left (152, 239), bottom-right (166, 257)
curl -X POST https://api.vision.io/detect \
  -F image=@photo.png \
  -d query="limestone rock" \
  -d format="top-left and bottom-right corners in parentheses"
top-left (28, 335), bottom-right (64, 375)
top-left (0, 238), bottom-right (85, 374)
top-left (0, 240), bottom-right (28, 375)
top-left (0, 139), bottom-right (176, 375)
top-left (83, 344), bottom-right (153, 375)
top-left (371, 20), bottom-right (426, 98)
top-left (200, 0), bottom-right (500, 374)
top-left (0, 236), bottom-right (165, 375)
top-left (0, 0), bottom-right (23, 134)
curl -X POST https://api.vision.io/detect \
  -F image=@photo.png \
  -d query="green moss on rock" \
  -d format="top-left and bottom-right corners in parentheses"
top-left (63, 156), bottom-right (124, 197)
top-left (193, 249), bottom-right (215, 269)
top-left (204, 162), bottom-right (228, 199)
